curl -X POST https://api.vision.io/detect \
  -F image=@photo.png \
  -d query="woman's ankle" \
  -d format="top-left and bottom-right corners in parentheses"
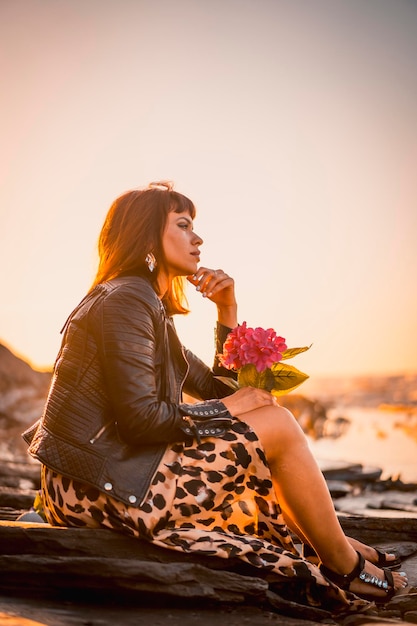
top-left (320, 545), bottom-right (359, 575)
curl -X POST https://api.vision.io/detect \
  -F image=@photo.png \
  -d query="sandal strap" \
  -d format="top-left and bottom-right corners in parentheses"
top-left (320, 551), bottom-right (365, 590)
top-left (374, 547), bottom-right (402, 570)
top-left (359, 566), bottom-right (392, 591)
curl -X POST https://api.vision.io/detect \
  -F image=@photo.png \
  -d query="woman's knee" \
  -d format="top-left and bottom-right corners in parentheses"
top-left (242, 404), bottom-right (304, 448)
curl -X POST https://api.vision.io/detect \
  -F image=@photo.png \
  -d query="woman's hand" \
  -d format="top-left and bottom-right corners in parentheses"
top-left (187, 267), bottom-right (237, 327)
top-left (220, 386), bottom-right (278, 417)
top-left (187, 267), bottom-right (236, 306)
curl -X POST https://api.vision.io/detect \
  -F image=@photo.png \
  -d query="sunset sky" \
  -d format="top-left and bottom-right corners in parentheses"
top-left (1, 0), bottom-right (416, 379)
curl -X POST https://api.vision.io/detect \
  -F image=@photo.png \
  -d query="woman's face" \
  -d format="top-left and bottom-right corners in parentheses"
top-left (161, 210), bottom-right (203, 279)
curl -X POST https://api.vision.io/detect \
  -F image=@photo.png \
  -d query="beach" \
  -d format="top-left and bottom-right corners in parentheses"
top-left (308, 406), bottom-right (417, 483)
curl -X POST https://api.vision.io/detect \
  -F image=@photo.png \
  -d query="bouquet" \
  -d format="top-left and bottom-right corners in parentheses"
top-left (218, 322), bottom-right (311, 396)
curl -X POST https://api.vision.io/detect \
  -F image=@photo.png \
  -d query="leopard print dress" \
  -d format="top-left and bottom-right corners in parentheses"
top-left (41, 418), bottom-right (369, 614)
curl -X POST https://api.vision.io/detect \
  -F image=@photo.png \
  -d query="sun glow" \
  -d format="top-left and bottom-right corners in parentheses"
top-left (1, 0), bottom-right (416, 377)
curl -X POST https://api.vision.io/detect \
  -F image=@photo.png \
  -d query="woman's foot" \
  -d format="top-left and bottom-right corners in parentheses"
top-left (348, 537), bottom-right (401, 570)
top-left (320, 551), bottom-right (408, 603)
top-left (303, 537), bottom-right (401, 570)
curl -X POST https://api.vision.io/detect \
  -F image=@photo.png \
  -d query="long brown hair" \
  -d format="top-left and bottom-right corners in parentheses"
top-left (91, 183), bottom-right (196, 314)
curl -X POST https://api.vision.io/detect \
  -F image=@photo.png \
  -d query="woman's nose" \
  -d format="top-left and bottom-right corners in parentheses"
top-left (193, 231), bottom-right (203, 245)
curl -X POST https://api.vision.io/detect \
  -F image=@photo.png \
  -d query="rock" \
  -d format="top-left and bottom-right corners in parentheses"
top-left (0, 487), bottom-right (38, 509)
top-left (387, 591), bottom-right (417, 612)
top-left (371, 500), bottom-right (417, 514)
top-left (0, 554), bottom-right (269, 604)
top-left (0, 521), bottom-right (417, 623)
top-left (0, 613), bottom-right (48, 626)
top-left (0, 344), bottom-right (50, 419)
top-left (0, 460), bottom-right (40, 489)
top-left (335, 490), bottom-right (417, 518)
top-left (338, 515), bottom-right (417, 544)
top-left (264, 590), bottom-right (333, 622)
top-left (319, 461), bottom-right (382, 483)
top-left (326, 480), bottom-right (353, 498)
top-left (404, 610), bottom-right (417, 624)
top-left (14, 511), bottom-right (45, 523)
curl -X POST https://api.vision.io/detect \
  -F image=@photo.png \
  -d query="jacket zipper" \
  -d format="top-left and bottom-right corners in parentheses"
top-left (89, 422), bottom-right (111, 444)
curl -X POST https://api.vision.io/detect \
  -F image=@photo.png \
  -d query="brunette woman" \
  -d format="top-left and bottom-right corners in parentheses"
top-left (24, 182), bottom-right (407, 614)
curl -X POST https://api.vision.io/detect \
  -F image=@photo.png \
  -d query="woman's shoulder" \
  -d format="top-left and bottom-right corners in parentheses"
top-left (101, 275), bottom-right (161, 310)
top-left (62, 277), bottom-right (162, 334)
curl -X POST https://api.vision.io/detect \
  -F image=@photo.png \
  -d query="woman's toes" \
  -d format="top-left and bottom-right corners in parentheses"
top-left (392, 570), bottom-right (408, 590)
top-left (362, 561), bottom-right (407, 593)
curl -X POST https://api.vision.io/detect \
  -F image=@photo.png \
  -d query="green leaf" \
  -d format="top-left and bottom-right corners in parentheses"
top-left (219, 359), bottom-right (310, 397)
top-left (281, 345), bottom-right (312, 361)
top-left (270, 362), bottom-right (309, 396)
top-left (237, 364), bottom-right (262, 389)
top-left (237, 364), bottom-right (275, 392)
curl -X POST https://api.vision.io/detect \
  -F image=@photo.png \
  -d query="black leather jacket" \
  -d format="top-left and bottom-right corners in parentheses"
top-left (23, 276), bottom-right (236, 507)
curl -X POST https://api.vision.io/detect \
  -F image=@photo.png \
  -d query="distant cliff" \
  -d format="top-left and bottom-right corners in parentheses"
top-left (303, 373), bottom-right (417, 409)
top-left (0, 343), bottom-right (51, 459)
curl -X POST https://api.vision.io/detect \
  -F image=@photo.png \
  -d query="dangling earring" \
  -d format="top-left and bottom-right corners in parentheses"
top-left (145, 252), bottom-right (157, 273)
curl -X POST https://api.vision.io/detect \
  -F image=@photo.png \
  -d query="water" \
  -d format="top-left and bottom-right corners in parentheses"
top-left (307, 406), bottom-right (417, 483)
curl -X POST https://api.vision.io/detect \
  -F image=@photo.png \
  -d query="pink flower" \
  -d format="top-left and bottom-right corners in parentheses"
top-left (219, 321), bottom-right (287, 373)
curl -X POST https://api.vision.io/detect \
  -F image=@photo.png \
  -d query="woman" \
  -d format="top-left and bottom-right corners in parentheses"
top-left (23, 182), bottom-right (407, 614)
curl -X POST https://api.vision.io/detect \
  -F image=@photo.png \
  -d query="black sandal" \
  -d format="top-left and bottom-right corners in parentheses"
top-left (374, 547), bottom-right (402, 570)
top-left (320, 551), bottom-right (397, 603)
top-left (303, 542), bottom-right (402, 570)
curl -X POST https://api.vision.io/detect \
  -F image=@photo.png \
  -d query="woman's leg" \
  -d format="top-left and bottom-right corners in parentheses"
top-left (283, 509), bottom-right (400, 568)
top-left (239, 404), bottom-right (407, 597)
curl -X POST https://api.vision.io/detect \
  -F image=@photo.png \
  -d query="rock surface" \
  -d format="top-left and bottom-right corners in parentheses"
top-left (0, 520), bottom-right (417, 626)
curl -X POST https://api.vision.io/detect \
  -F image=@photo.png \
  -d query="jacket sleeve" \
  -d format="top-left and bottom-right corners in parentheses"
top-left (182, 322), bottom-right (238, 401)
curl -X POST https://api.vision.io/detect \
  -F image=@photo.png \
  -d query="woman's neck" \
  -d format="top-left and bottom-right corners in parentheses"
top-left (155, 271), bottom-right (170, 299)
